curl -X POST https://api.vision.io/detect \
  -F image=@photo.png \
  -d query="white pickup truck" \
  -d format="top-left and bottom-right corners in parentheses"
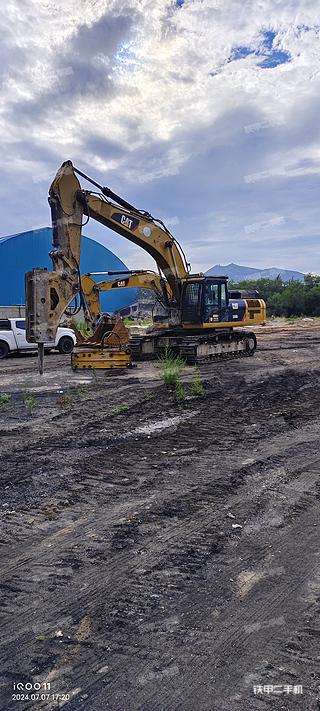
top-left (0, 318), bottom-right (76, 359)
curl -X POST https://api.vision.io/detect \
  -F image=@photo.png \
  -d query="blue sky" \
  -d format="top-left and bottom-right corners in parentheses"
top-left (0, 0), bottom-right (320, 273)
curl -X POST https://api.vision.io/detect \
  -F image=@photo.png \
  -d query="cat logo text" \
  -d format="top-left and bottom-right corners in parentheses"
top-left (111, 212), bottom-right (139, 232)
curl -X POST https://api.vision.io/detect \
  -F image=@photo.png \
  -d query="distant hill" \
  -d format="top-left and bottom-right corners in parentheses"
top-left (205, 262), bottom-right (304, 282)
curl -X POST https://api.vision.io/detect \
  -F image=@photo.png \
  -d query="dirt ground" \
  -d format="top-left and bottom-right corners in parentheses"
top-left (2, 323), bottom-right (320, 710)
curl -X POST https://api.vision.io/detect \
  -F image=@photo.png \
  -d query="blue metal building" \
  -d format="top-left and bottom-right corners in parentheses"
top-left (0, 227), bottom-right (137, 312)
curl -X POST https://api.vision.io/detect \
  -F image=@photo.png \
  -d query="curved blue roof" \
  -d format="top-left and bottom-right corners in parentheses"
top-left (0, 227), bottom-right (137, 312)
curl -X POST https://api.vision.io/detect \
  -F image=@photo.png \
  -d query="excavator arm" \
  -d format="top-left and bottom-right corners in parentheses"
top-left (80, 270), bottom-right (172, 324)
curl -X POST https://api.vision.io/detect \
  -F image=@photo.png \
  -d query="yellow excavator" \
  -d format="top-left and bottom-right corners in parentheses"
top-left (26, 160), bottom-right (266, 372)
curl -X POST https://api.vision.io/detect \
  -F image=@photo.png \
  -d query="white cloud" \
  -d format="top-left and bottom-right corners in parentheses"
top-left (0, 0), bottom-right (320, 272)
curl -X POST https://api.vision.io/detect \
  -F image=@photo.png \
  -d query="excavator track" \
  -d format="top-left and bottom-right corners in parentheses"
top-left (129, 330), bottom-right (257, 364)
top-left (174, 331), bottom-right (257, 364)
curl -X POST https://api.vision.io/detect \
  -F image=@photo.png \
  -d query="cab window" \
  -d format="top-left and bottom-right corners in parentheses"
top-left (204, 282), bottom-right (219, 306)
top-left (220, 283), bottom-right (227, 307)
top-left (16, 320), bottom-right (26, 330)
top-left (185, 283), bottom-right (201, 306)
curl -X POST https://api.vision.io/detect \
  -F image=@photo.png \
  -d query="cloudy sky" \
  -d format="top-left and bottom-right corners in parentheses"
top-left (1, 0), bottom-right (320, 273)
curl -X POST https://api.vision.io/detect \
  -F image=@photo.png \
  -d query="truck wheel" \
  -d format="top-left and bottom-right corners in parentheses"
top-left (0, 341), bottom-right (9, 359)
top-left (57, 336), bottom-right (74, 354)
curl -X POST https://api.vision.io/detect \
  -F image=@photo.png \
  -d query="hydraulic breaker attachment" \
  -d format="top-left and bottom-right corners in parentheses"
top-left (25, 268), bottom-right (54, 375)
top-left (25, 266), bottom-right (80, 373)
top-left (25, 268), bottom-right (52, 344)
top-left (26, 267), bottom-right (80, 343)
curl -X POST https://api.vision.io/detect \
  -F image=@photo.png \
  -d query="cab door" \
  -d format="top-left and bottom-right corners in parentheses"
top-left (203, 281), bottom-right (220, 322)
top-left (203, 280), bottom-right (229, 323)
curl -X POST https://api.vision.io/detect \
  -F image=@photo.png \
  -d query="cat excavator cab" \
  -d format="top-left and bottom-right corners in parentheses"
top-left (26, 160), bottom-right (266, 372)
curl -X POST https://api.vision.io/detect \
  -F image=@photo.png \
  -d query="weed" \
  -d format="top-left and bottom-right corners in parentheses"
top-left (0, 393), bottom-right (10, 406)
top-left (159, 349), bottom-right (185, 388)
top-left (76, 385), bottom-right (84, 399)
top-left (23, 391), bottom-right (37, 414)
top-left (190, 369), bottom-right (204, 396)
top-left (175, 380), bottom-right (186, 401)
top-left (111, 403), bottom-right (129, 414)
top-left (65, 388), bottom-right (73, 408)
top-left (58, 388), bottom-right (72, 409)
top-left (61, 388), bottom-right (72, 410)
top-left (144, 390), bottom-right (155, 401)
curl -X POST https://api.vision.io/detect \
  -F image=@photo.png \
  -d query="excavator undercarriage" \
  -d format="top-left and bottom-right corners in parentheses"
top-left (129, 328), bottom-right (257, 364)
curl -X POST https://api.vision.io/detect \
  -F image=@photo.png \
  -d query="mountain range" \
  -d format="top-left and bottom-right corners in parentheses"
top-left (205, 262), bottom-right (304, 282)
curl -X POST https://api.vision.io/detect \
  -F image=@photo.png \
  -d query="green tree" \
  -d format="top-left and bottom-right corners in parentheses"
top-left (280, 282), bottom-right (305, 316)
top-left (228, 275), bottom-right (320, 318)
top-left (304, 273), bottom-right (320, 289)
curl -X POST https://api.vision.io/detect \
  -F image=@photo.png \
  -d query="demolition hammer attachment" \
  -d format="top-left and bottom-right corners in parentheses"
top-left (25, 267), bottom-right (77, 374)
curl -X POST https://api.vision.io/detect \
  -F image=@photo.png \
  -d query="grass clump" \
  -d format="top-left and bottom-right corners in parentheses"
top-left (0, 393), bottom-right (10, 406)
top-left (175, 380), bottom-right (186, 401)
top-left (64, 388), bottom-right (72, 408)
top-left (111, 403), bottom-right (129, 415)
top-left (58, 388), bottom-right (73, 409)
top-left (159, 349), bottom-right (187, 402)
top-left (23, 390), bottom-right (37, 414)
top-left (190, 369), bottom-right (204, 396)
top-left (159, 349), bottom-right (185, 388)
top-left (144, 390), bottom-right (155, 401)
top-left (56, 387), bottom-right (73, 409)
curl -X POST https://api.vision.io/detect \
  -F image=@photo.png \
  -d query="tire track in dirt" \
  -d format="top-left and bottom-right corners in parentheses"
top-left (3, 421), bottom-right (320, 709)
top-left (2, 340), bottom-right (320, 709)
